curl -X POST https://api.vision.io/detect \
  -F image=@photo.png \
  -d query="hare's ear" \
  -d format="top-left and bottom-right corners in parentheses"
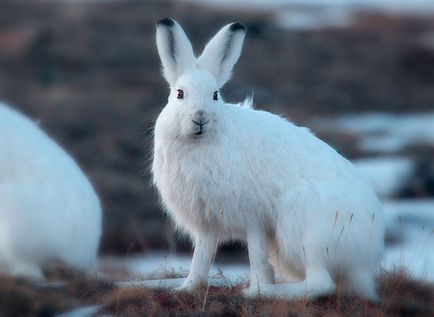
top-left (198, 22), bottom-right (246, 87)
top-left (156, 18), bottom-right (196, 85)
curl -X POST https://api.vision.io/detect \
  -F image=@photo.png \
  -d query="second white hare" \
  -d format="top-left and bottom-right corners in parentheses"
top-left (152, 18), bottom-right (384, 300)
top-left (0, 103), bottom-right (102, 279)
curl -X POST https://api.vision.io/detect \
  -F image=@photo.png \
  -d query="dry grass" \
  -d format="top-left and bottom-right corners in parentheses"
top-left (0, 272), bottom-right (114, 317)
top-left (0, 269), bottom-right (432, 316)
top-left (99, 270), bottom-right (433, 317)
top-left (378, 270), bottom-right (434, 316)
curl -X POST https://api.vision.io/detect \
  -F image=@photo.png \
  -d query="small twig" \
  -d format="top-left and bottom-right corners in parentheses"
top-left (344, 213), bottom-right (355, 251)
top-left (334, 226), bottom-right (345, 254)
top-left (327, 210), bottom-right (340, 243)
top-left (411, 229), bottom-right (434, 277)
top-left (407, 226), bottom-right (425, 270)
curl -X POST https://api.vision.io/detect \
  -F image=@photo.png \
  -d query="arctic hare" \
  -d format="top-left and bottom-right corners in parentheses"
top-left (152, 18), bottom-right (384, 300)
top-left (0, 103), bottom-right (101, 279)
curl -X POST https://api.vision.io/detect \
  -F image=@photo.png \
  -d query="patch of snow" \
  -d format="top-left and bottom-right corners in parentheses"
top-left (324, 112), bottom-right (434, 153)
top-left (384, 245), bottom-right (434, 282)
top-left (351, 0), bottom-right (434, 14)
top-left (175, 0), bottom-right (434, 12)
top-left (353, 157), bottom-right (414, 198)
top-left (382, 200), bottom-right (434, 281)
top-left (55, 305), bottom-right (100, 317)
top-left (100, 253), bottom-right (250, 283)
top-left (383, 200), bottom-right (434, 243)
top-left (275, 8), bottom-right (354, 30)
top-left (117, 277), bottom-right (239, 289)
top-left (174, 0), bottom-right (434, 29)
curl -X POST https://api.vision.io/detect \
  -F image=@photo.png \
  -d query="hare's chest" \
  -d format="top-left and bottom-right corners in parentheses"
top-left (152, 144), bottom-right (241, 230)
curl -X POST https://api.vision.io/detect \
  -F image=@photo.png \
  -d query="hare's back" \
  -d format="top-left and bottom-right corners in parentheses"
top-left (0, 103), bottom-right (88, 184)
top-left (233, 107), bottom-right (359, 182)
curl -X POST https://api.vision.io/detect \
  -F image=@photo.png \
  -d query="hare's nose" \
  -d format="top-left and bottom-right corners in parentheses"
top-left (193, 110), bottom-right (208, 125)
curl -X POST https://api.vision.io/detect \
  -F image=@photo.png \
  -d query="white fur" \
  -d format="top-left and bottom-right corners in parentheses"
top-left (152, 18), bottom-right (384, 300)
top-left (0, 103), bottom-right (101, 279)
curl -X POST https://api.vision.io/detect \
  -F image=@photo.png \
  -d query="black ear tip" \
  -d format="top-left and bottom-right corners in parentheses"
top-left (230, 22), bottom-right (247, 32)
top-left (157, 17), bottom-right (175, 27)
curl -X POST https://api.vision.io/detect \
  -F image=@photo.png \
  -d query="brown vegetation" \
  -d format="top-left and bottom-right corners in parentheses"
top-left (0, 274), bottom-right (114, 317)
top-left (0, 270), bottom-right (432, 316)
top-left (101, 271), bottom-right (434, 316)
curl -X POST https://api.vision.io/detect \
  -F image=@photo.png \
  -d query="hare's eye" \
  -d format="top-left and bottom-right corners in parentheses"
top-left (177, 89), bottom-right (184, 99)
top-left (213, 91), bottom-right (219, 101)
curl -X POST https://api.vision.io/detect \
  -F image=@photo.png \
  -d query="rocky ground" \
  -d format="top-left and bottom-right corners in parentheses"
top-left (0, 0), bottom-right (433, 254)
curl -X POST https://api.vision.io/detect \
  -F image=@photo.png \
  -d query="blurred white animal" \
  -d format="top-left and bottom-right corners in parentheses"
top-left (152, 18), bottom-right (384, 300)
top-left (0, 103), bottom-right (101, 279)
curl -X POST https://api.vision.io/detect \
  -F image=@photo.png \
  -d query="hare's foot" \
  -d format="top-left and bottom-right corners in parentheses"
top-left (242, 283), bottom-right (273, 298)
top-left (11, 262), bottom-right (44, 280)
top-left (243, 268), bottom-right (335, 300)
top-left (173, 277), bottom-right (208, 293)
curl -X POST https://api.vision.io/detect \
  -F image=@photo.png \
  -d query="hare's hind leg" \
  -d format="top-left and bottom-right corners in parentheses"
top-left (346, 269), bottom-right (379, 302)
top-left (246, 266), bottom-right (335, 300)
top-left (247, 185), bottom-right (335, 299)
top-left (268, 238), bottom-right (304, 283)
top-left (0, 183), bottom-right (50, 280)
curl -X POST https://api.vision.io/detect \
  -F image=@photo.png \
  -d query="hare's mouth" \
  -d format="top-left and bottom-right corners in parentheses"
top-left (193, 128), bottom-right (205, 137)
top-left (192, 120), bottom-right (209, 137)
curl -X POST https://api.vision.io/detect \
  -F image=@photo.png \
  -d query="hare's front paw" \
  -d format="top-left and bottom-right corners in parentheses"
top-left (173, 278), bottom-right (205, 293)
top-left (11, 262), bottom-right (44, 281)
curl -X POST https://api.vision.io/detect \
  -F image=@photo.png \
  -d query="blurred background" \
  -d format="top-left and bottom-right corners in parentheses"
top-left (0, 0), bottom-right (433, 280)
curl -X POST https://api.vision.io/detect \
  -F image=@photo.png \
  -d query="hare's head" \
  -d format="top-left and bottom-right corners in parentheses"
top-left (155, 18), bottom-right (246, 139)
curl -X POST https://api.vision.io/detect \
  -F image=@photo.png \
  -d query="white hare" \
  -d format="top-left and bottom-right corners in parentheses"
top-left (0, 102), bottom-right (102, 279)
top-left (152, 18), bottom-right (384, 300)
